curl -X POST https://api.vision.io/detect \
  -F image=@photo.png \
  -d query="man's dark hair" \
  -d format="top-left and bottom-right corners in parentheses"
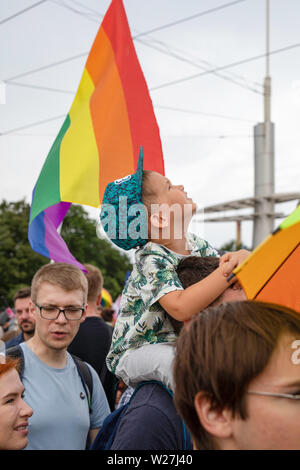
top-left (176, 256), bottom-right (219, 289)
top-left (169, 257), bottom-right (220, 334)
top-left (13, 287), bottom-right (31, 303)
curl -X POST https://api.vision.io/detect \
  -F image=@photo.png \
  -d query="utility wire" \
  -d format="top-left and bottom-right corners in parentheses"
top-left (2, 80), bottom-right (256, 123)
top-left (150, 41), bottom-right (300, 91)
top-left (65, 0), bottom-right (259, 93)
top-left (0, 0), bottom-right (47, 26)
top-left (5, 52), bottom-right (87, 81)
top-left (6, 0), bottom-right (259, 95)
top-left (139, 35), bottom-right (263, 90)
top-left (155, 105), bottom-right (255, 123)
top-left (67, 0), bottom-right (260, 93)
top-left (0, 115), bottom-right (65, 136)
top-left (132, 0), bottom-right (247, 39)
top-left (137, 37), bottom-right (262, 95)
top-left (50, 0), bottom-right (100, 23)
top-left (59, 0), bottom-right (261, 94)
top-left (6, 81), bottom-right (74, 95)
top-left (68, 0), bottom-right (104, 18)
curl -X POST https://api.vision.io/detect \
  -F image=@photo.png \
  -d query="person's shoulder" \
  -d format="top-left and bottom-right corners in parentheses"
top-left (128, 382), bottom-right (174, 411)
top-left (84, 315), bottom-right (110, 329)
top-left (110, 383), bottom-right (181, 450)
top-left (5, 332), bottom-right (24, 349)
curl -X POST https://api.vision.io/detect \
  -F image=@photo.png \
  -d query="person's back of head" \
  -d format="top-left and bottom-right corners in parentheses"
top-left (174, 300), bottom-right (300, 450)
top-left (84, 264), bottom-right (103, 304)
top-left (13, 287), bottom-right (31, 304)
top-left (176, 256), bottom-right (219, 288)
top-left (100, 307), bottom-right (114, 324)
top-left (169, 256), bottom-right (227, 333)
top-left (31, 263), bottom-right (88, 305)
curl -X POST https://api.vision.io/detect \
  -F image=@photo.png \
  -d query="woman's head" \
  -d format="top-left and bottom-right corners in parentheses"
top-left (0, 358), bottom-right (33, 450)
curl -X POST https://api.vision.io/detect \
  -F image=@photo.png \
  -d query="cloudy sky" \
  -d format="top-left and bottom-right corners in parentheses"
top-left (1, 0), bottom-right (299, 254)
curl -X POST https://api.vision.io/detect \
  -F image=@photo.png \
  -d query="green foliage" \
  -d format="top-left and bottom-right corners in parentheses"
top-left (219, 239), bottom-right (250, 252)
top-left (0, 199), bottom-right (48, 304)
top-left (0, 200), bottom-right (132, 305)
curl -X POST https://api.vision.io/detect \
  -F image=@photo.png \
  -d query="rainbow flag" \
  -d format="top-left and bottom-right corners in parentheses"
top-left (28, 0), bottom-right (164, 269)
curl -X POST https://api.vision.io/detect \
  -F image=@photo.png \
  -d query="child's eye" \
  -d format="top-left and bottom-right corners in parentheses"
top-left (5, 398), bottom-right (15, 405)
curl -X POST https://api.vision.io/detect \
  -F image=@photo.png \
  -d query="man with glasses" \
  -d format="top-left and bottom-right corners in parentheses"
top-left (7, 263), bottom-right (110, 450)
top-left (5, 288), bottom-right (35, 349)
top-left (174, 300), bottom-right (300, 450)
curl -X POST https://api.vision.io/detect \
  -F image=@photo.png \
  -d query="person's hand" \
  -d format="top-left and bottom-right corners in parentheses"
top-left (219, 249), bottom-right (251, 278)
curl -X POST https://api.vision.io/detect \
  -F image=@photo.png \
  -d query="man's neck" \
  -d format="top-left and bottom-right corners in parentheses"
top-left (23, 331), bottom-right (34, 342)
top-left (26, 336), bottom-right (67, 369)
top-left (85, 303), bottom-right (100, 318)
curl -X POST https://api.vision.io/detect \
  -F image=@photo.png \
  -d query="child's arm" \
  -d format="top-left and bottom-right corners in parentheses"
top-left (159, 250), bottom-right (250, 321)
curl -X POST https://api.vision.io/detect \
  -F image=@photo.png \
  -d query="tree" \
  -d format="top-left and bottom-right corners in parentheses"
top-left (0, 200), bottom-right (132, 305)
top-left (0, 199), bottom-right (48, 303)
top-left (219, 239), bottom-right (251, 252)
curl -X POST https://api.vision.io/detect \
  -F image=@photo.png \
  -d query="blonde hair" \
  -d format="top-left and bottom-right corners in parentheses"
top-left (31, 263), bottom-right (88, 304)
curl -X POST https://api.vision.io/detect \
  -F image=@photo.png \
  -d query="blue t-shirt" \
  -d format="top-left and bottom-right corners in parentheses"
top-left (20, 342), bottom-right (110, 450)
top-left (5, 332), bottom-right (25, 350)
top-left (110, 382), bottom-right (192, 450)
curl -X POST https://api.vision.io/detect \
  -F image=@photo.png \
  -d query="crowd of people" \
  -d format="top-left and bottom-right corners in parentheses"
top-left (0, 160), bottom-right (299, 451)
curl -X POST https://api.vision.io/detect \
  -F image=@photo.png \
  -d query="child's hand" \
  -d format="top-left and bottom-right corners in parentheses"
top-left (219, 249), bottom-right (250, 278)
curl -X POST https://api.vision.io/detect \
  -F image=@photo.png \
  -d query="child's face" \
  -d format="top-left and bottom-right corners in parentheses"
top-left (147, 172), bottom-right (197, 214)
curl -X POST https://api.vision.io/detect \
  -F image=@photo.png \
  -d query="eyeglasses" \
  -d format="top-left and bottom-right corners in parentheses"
top-left (35, 303), bottom-right (85, 321)
top-left (247, 391), bottom-right (300, 401)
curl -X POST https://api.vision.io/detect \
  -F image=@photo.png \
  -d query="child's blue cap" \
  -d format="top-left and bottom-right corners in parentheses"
top-left (100, 147), bottom-right (148, 250)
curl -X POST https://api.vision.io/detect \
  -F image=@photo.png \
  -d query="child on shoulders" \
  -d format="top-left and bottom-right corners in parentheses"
top-left (100, 149), bottom-right (249, 389)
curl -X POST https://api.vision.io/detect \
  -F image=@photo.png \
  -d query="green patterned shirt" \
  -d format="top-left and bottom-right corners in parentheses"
top-left (107, 233), bottom-right (219, 374)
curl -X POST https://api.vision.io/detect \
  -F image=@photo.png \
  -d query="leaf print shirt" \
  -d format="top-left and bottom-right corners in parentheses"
top-left (106, 233), bottom-right (219, 375)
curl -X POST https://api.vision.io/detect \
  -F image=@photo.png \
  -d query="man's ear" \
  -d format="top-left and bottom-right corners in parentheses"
top-left (96, 293), bottom-right (102, 307)
top-left (29, 299), bottom-right (37, 315)
top-left (80, 305), bottom-right (87, 323)
top-left (194, 392), bottom-right (234, 441)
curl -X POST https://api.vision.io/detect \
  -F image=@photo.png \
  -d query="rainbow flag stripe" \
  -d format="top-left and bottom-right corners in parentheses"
top-left (28, 0), bottom-right (164, 268)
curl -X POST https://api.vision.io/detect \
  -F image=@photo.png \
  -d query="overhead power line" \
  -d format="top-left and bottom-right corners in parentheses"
top-left (137, 37), bottom-right (262, 95)
top-left (6, 0), bottom-right (258, 95)
top-left (0, 0), bottom-right (47, 26)
top-left (62, 0), bottom-right (259, 93)
top-left (50, 0), bottom-right (101, 23)
top-left (133, 0), bottom-right (247, 39)
top-left (6, 81), bottom-right (74, 95)
top-left (150, 41), bottom-right (300, 91)
top-left (5, 52), bottom-right (87, 81)
top-left (155, 105), bottom-right (255, 123)
top-left (0, 115), bottom-right (65, 136)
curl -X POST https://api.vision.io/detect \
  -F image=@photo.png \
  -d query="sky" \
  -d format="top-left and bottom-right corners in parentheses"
top-left (1, 0), bottom-right (299, 256)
